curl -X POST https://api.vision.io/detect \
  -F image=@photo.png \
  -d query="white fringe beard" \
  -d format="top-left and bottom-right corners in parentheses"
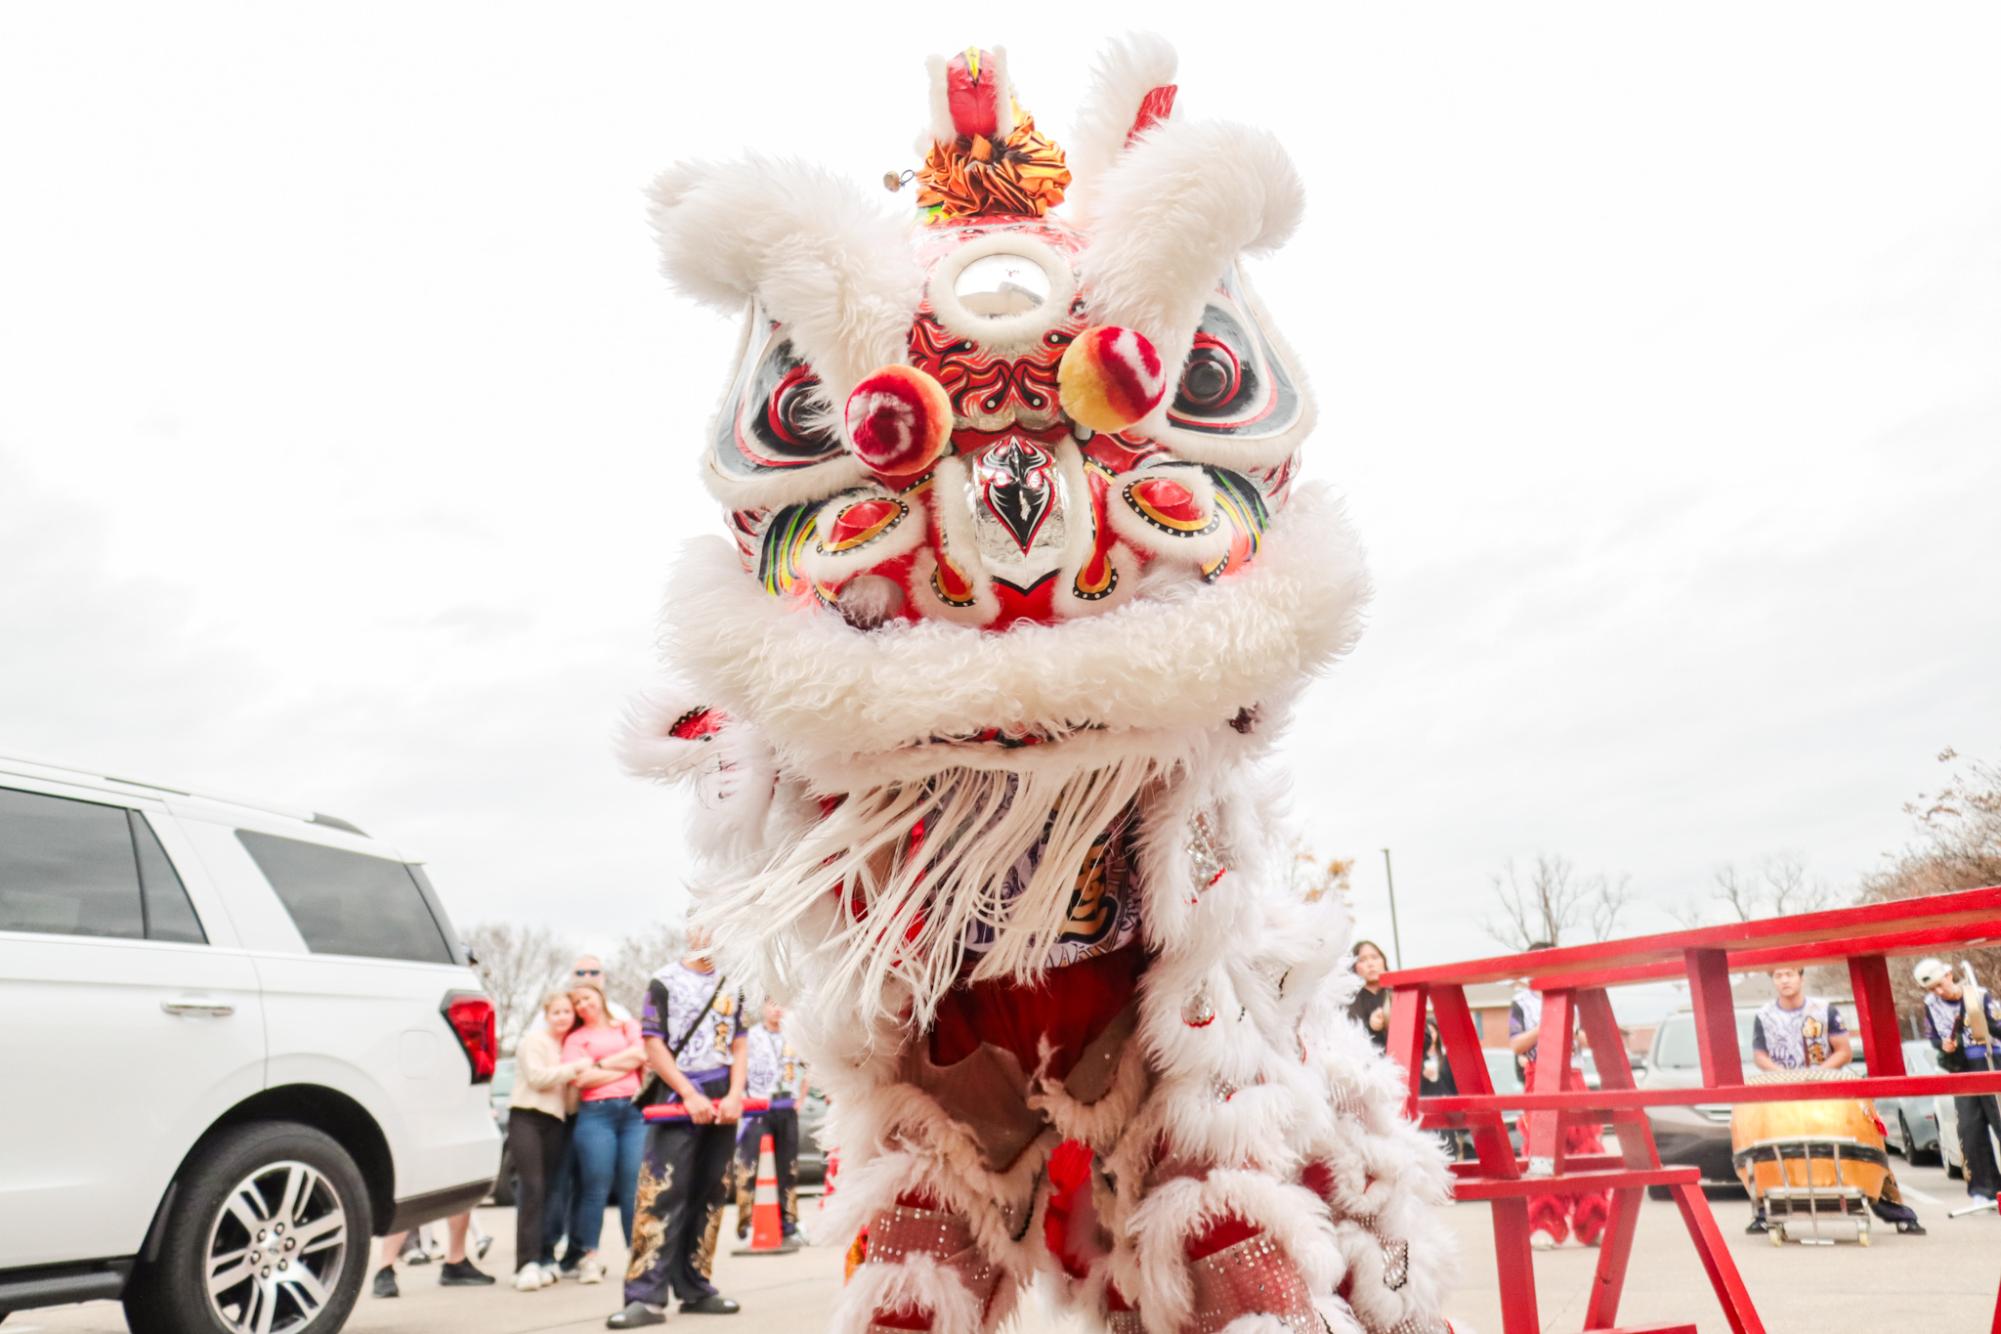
top-left (696, 752), bottom-right (1164, 1029)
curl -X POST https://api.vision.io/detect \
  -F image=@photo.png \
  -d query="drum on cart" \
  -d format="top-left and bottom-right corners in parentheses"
top-left (1730, 1069), bottom-right (1888, 1246)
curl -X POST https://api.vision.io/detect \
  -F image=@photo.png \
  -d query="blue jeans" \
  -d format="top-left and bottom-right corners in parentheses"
top-left (571, 1097), bottom-right (645, 1252)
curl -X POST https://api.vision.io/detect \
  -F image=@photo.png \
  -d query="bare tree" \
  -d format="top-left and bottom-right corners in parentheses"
top-left (1484, 853), bottom-right (1632, 950)
top-left (1678, 853), bottom-right (1836, 927)
top-left (1861, 749), bottom-right (2001, 1027)
top-left (462, 921), bottom-right (575, 1052)
top-left (1586, 874), bottom-right (1633, 940)
top-left (1287, 842), bottom-right (1354, 905)
top-left (605, 921), bottom-right (689, 1017)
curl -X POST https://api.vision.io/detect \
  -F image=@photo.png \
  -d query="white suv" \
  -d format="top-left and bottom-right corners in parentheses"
top-left (0, 756), bottom-right (501, 1334)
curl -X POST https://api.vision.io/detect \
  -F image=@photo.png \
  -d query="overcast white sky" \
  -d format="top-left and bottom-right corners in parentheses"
top-left (3, 4), bottom-right (1997, 986)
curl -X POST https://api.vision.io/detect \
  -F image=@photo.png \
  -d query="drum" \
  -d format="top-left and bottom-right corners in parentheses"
top-left (1729, 1068), bottom-right (1888, 1203)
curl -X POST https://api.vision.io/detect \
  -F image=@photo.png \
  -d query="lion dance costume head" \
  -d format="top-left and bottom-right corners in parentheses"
top-left (625, 35), bottom-right (1465, 1334)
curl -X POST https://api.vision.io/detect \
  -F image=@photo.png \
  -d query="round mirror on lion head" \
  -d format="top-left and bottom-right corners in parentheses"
top-left (952, 252), bottom-right (1052, 317)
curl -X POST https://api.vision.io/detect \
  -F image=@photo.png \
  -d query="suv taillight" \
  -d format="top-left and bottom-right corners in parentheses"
top-left (442, 991), bottom-right (497, 1083)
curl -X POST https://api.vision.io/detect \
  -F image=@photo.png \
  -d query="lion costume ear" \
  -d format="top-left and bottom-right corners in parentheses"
top-left (646, 156), bottom-right (923, 404)
top-left (1064, 32), bottom-right (1181, 225)
top-left (1068, 36), bottom-right (1305, 438)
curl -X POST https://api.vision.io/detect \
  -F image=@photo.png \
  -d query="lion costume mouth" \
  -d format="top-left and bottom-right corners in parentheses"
top-left (663, 483), bottom-right (1366, 790)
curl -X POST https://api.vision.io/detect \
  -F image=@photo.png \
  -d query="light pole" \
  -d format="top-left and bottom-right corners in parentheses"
top-left (1382, 847), bottom-right (1404, 969)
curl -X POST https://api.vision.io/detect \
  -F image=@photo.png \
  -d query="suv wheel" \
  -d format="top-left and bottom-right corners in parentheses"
top-left (126, 1123), bottom-right (369, 1334)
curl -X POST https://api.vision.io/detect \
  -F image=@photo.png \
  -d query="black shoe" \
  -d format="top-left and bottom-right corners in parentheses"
top-left (439, 1258), bottom-right (496, 1286)
top-left (1897, 1220), bottom-right (1928, 1235)
top-left (680, 1294), bottom-right (741, 1315)
top-left (372, 1266), bottom-right (400, 1299)
top-left (607, 1301), bottom-right (668, 1328)
top-left (1744, 1215), bottom-right (1768, 1235)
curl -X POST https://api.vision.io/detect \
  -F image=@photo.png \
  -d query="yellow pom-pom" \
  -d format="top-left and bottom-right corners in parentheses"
top-left (1058, 325), bottom-right (1166, 433)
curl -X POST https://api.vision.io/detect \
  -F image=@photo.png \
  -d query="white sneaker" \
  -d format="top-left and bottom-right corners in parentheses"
top-left (514, 1264), bottom-right (546, 1292)
top-left (578, 1255), bottom-right (605, 1285)
top-left (540, 1263), bottom-right (562, 1284)
top-left (1530, 1230), bottom-right (1559, 1251)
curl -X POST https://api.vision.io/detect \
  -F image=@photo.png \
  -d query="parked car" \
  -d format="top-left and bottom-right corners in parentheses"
top-left (491, 1057), bottom-right (518, 1115)
top-left (1934, 1082), bottom-right (2001, 1181)
top-left (1880, 1040), bottom-right (1944, 1164)
top-left (796, 1085), bottom-right (829, 1186)
top-left (1479, 1047), bottom-right (1525, 1155)
top-left (1639, 1003), bottom-right (1868, 1189)
top-left (489, 1058), bottom-right (521, 1205)
top-left (1937, 1089), bottom-right (1963, 1178)
top-left (0, 756), bottom-right (500, 1333)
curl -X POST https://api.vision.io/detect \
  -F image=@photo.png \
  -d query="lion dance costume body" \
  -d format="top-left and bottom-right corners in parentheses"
top-left (624, 36), bottom-right (1464, 1334)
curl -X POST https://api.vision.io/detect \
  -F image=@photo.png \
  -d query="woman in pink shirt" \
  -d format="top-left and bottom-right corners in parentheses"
top-left (561, 982), bottom-right (646, 1282)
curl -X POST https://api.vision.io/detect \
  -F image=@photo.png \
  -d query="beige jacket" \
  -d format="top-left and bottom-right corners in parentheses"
top-left (508, 1028), bottom-right (581, 1120)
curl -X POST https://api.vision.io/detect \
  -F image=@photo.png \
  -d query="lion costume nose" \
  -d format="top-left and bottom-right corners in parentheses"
top-left (1057, 325), bottom-right (1166, 433)
top-left (845, 365), bottom-right (954, 479)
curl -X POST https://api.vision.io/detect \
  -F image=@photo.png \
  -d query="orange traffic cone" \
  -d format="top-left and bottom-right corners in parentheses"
top-left (733, 1133), bottom-right (796, 1255)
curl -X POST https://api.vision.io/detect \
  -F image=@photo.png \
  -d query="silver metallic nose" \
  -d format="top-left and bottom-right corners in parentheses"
top-left (963, 435), bottom-right (1070, 585)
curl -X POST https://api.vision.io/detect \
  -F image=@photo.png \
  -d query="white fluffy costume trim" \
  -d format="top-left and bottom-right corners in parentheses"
top-left (1065, 33), bottom-right (1181, 227)
top-left (665, 482), bottom-right (1365, 790)
top-left (836, 1253), bottom-right (991, 1334)
top-left (648, 156), bottom-right (923, 418)
top-left (1080, 118), bottom-right (1304, 443)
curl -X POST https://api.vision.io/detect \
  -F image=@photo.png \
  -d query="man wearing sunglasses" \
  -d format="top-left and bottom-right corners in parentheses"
top-left (566, 956), bottom-right (634, 1020)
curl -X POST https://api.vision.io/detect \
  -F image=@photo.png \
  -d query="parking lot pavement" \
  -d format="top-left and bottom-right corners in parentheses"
top-left (1439, 1155), bottom-right (2001, 1334)
top-left (16, 1159), bottom-right (1998, 1334)
top-left (11, 1201), bottom-right (850, 1334)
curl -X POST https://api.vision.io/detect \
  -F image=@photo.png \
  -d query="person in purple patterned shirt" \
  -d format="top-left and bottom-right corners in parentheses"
top-left (608, 932), bottom-right (749, 1328)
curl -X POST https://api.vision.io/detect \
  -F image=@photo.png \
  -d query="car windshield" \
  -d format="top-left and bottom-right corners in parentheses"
top-left (1654, 1003), bottom-right (1877, 1072)
top-left (1653, 1012), bottom-right (1759, 1070)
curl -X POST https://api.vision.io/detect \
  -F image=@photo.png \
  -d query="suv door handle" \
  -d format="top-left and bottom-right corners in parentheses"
top-left (162, 996), bottom-right (235, 1018)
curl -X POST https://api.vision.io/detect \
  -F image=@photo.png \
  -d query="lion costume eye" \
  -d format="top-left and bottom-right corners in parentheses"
top-left (1175, 336), bottom-right (1241, 413)
top-left (705, 308), bottom-right (864, 512)
top-left (1152, 265), bottom-right (1311, 469)
top-left (765, 367), bottom-right (842, 456)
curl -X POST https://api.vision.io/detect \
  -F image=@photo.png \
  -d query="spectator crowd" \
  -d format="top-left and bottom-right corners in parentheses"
top-left (371, 941), bottom-right (809, 1325)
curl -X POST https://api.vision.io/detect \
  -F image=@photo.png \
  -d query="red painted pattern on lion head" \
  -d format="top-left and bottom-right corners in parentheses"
top-left (646, 38), bottom-right (1362, 783)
